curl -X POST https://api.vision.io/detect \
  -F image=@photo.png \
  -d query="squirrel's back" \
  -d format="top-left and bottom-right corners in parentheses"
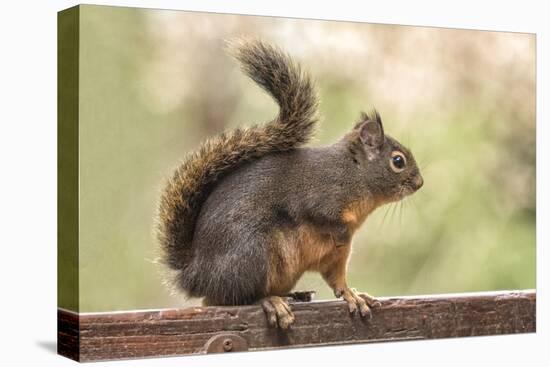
top-left (156, 39), bottom-right (319, 283)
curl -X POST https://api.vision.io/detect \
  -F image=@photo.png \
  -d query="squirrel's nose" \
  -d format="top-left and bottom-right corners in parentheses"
top-left (414, 175), bottom-right (424, 190)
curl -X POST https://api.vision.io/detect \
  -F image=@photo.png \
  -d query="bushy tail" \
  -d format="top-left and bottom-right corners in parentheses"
top-left (157, 39), bottom-right (319, 271)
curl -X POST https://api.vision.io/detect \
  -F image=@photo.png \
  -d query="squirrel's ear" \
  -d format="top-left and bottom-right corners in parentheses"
top-left (359, 118), bottom-right (384, 149)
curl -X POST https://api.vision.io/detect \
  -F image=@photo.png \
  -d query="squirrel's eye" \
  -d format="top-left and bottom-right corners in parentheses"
top-left (390, 151), bottom-right (406, 173)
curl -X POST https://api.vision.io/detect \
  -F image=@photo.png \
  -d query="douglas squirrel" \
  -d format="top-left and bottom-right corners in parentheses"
top-left (157, 39), bottom-right (424, 328)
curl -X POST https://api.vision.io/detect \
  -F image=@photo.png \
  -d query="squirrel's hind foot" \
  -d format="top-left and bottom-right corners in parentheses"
top-left (260, 296), bottom-right (295, 329)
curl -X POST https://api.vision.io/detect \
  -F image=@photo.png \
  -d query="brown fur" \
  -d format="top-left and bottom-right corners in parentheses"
top-left (266, 222), bottom-right (354, 296)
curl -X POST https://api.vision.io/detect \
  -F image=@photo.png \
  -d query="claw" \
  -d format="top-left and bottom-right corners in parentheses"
top-left (338, 288), bottom-right (378, 319)
top-left (347, 300), bottom-right (357, 314)
top-left (357, 299), bottom-right (372, 319)
top-left (358, 292), bottom-right (382, 308)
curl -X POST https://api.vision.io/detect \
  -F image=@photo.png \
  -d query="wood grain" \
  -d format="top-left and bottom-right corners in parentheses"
top-left (58, 290), bottom-right (536, 362)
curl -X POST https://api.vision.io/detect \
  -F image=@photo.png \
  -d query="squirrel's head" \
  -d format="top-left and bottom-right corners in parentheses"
top-left (347, 110), bottom-right (423, 204)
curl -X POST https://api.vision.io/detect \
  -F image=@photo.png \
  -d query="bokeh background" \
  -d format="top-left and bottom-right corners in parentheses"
top-left (75, 5), bottom-right (535, 312)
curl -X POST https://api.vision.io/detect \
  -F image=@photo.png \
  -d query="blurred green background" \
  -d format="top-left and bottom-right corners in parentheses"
top-left (74, 5), bottom-right (535, 312)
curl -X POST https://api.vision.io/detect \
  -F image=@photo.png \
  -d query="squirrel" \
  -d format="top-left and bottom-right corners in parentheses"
top-left (156, 39), bottom-right (423, 329)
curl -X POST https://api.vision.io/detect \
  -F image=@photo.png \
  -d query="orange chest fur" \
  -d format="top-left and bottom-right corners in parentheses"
top-left (341, 195), bottom-right (376, 230)
top-left (265, 197), bottom-right (376, 296)
top-left (265, 223), bottom-right (354, 295)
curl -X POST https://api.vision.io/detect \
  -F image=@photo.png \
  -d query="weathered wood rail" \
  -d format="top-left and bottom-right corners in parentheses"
top-left (58, 290), bottom-right (535, 362)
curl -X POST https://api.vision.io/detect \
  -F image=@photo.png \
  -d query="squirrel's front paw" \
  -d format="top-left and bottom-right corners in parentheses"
top-left (260, 296), bottom-right (295, 329)
top-left (335, 288), bottom-right (381, 319)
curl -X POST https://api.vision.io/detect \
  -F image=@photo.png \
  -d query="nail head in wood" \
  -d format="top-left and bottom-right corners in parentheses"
top-left (204, 334), bottom-right (249, 354)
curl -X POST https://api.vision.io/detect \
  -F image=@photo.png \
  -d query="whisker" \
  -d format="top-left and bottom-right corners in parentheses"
top-left (380, 203), bottom-right (393, 229)
top-left (387, 203), bottom-right (394, 223)
top-left (420, 161), bottom-right (434, 172)
top-left (418, 156), bottom-right (435, 172)
top-left (397, 200), bottom-right (401, 226)
top-left (410, 195), bottom-right (420, 212)
top-left (404, 198), bottom-right (410, 217)
top-left (390, 200), bottom-right (398, 224)
top-left (399, 200), bottom-right (404, 226)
